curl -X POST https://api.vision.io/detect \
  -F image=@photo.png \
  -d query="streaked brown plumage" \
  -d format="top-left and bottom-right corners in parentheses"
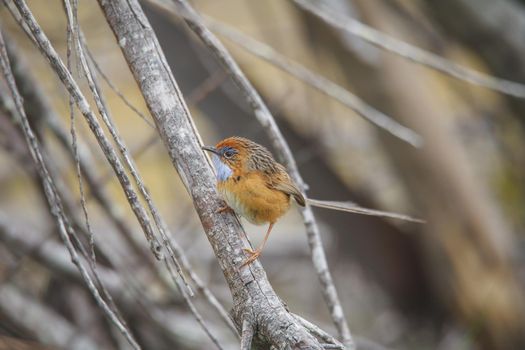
top-left (203, 137), bottom-right (424, 266)
top-left (203, 137), bottom-right (304, 266)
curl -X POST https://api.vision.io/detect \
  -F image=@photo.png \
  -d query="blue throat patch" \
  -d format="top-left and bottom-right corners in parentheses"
top-left (212, 155), bottom-right (233, 182)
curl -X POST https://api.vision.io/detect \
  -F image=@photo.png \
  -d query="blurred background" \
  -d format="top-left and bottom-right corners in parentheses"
top-left (1, 0), bottom-right (525, 349)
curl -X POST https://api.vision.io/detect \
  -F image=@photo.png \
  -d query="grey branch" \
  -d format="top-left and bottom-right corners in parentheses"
top-left (166, 262), bottom-right (224, 350)
top-left (65, 0), bottom-right (193, 297)
top-left (149, 0), bottom-right (355, 347)
top-left (83, 42), bottom-right (155, 128)
top-left (294, 314), bottom-right (345, 349)
top-left (0, 23), bottom-right (141, 350)
top-left (5, 0), bottom-right (164, 263)
top-left (3, 29), bottom-right (156, 268)
top-left (294, 0), bottom-right (525, 99)
top-left (203, 15), bottom-right (423, 148)
top-left (97, 0), bottom-right (325, 348)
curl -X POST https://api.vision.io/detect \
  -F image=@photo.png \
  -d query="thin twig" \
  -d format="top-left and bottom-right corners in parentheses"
top-left (0, 24), bottom-right (142, 350)
top-left (6, 0), bottom-right (164, 262)
top-left (166, 262), bottom-right (225, 350)
top-left (83, 41), bottom-right (155, 129)
top-left (64, 0), bottom-right (96, 264)
top-left (152, 0), bottom-right (355, 347)
top-left (294, 0), bottom-right (525, 99)
top-left (66, 0), bottom-right (194, 296)
top-left (203, 16), bottom-right (423, 147)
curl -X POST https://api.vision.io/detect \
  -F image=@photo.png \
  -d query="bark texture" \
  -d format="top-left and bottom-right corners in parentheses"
top-left (97, 0), bottom-right (324, 348)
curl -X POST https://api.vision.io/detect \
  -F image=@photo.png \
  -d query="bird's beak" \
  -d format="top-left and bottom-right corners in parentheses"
top-left (201, 146), bottom-right (220, 156)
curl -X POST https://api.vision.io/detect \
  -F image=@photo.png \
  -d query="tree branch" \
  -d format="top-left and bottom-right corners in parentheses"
top-left (146, 0), bottom-right (355, 347)
top-left (97, 0), bottom-right (326, 348)
top-left (293, 0), bottom-right (525, 99)
top-left (0, 22), bottom-right (141, 350)
top-left (202, 16), bottom-right (423, 148)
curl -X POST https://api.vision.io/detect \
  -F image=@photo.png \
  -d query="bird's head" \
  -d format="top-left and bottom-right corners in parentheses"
top-left (202, 137), bottom-right (254, 181)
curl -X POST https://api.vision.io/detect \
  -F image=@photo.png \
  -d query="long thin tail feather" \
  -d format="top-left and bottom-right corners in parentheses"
top-left (306, 198), bottom-right (425, 223)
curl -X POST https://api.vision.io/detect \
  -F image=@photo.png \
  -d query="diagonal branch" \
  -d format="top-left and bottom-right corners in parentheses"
top-left (0, 25), bottom-right (142, 350)
top-left (294, 0), bottom-right (525, 99)
top-left (97, 0), bottom-right (326, 348)
top-left (5, 0), bottom-right (163, 262)
top-left (147, 0), bottom-right (355, 347)
top-left (202, 16), bottom-right (423, 147)
top-left (64, 0), bottom-right (193, 297)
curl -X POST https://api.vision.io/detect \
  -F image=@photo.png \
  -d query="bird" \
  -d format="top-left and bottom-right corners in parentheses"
top-left (202, 136), bottom-right (423, 266)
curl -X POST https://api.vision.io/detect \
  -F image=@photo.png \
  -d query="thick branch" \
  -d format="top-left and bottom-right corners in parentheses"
top-left (97, 0), bottom-right (323, 348)
top-left (148, 1), bottom-right (354, 347)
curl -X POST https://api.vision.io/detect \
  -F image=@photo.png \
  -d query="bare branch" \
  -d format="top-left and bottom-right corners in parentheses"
top-left (64, 0), bottom-right (96, 263)
top-left (294, 314), bottom-right (345, 349)
top-left (83, 40), bottom-right (155, 129)
top-left (65, 0), bottom-right (193, 297)
top-left (202, 16), bottom-right (423, 148)
top-left (166, 262), bottom-right (225, 350)
top-left (148, 0), bottom-right (355, 347)
top-left (294, 0), bottom-right (525, 99)
top-left (5, 0), bottom-right (164, 262)
top-left (98, 0), bottom-right (325, 347)
top-left (0, 22), bottom-right (141, 350)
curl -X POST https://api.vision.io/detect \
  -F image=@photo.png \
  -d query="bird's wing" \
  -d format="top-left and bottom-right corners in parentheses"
top-left (272, 181), bottom-right (306, 206)
top-left (267, 165), bottom-right (306, 206)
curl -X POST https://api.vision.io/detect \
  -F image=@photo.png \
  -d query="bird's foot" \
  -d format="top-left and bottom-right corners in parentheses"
top-left (241, 248), bottom-right (261, 266)
top-left (216, 204), bottom-right (233, 214)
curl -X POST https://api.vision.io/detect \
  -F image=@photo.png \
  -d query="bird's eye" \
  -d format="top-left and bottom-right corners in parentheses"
top-left (223, 150), bottom-right (234, 159)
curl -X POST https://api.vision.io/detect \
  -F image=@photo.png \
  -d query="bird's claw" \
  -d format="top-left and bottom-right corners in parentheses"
top-left (241, 248), bottom-right (260, 266)
top-left (216, 204), bottom-right (233, 214)
top-left (243, 247), bottom-right (255, 254)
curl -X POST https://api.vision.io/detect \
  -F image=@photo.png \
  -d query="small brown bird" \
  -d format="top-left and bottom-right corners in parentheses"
top-left (203, 136), bottom-right (422, 266)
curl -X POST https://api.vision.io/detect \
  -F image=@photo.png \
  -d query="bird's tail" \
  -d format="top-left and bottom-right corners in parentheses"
top-left (306, 198), bottom-right (425, 223)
